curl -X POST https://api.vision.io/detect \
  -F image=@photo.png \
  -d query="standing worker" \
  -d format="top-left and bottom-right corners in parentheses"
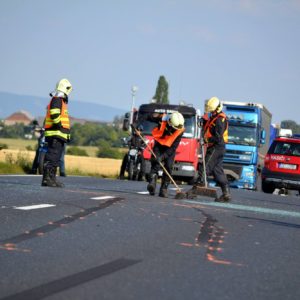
top-left (147, 111), bottom-right (185, 197)
top-left (193, 97), bottom-right (231, 202)
top-left (41, 78), bottom-right (72, 187)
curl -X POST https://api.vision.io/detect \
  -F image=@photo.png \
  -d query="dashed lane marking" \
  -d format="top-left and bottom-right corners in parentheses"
top-left (184, 200), bottom-right (300, 219)
top-left (90, 196), bottom-right (117, 200)
top-left (137, 191), bottom-right (149, 194)
top-left (14, 204), bottom-right (56, 210)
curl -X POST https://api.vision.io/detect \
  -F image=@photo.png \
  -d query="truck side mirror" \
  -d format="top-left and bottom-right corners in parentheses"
top-left (260, 129), bottom-right (266, 144)
top-left (122, 112), bottom-right (130, 131)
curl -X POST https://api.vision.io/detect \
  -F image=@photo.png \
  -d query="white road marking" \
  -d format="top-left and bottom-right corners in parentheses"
top-left (184, 200), bottom-right (300, 218)
top-left (14, 204), bottom-right (56, 210)
top-left (91, 196), bottom-right (116, 200)
top-left (137, 191), bottom-right (149, 194)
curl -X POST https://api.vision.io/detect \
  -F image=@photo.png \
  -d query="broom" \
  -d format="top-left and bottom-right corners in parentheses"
top-left (189, 137), bottom-right (218, 198)
top-left (133, 126), bottom-right (186, 199)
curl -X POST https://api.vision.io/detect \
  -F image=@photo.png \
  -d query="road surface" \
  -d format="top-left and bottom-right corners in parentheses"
top-left (0, 175), bottom-right (300, 300)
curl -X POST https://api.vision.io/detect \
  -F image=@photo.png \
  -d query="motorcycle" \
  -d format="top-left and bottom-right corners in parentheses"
top-left (31, 126), bottom-right (48, 174)
top-left (121, 137), bottom-right (146, 181)
top-left (37, 129), bottom-right (48, 174)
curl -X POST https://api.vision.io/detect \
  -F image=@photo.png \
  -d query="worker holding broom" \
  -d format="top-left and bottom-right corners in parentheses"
top-left (192, 97), bottom-right (231, 202)
top-left (147, 111), bottom-right (185, 198)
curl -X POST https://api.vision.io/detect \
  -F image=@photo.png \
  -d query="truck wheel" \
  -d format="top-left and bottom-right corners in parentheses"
top-left (38, 152), bottom-right (45, 175)
top-left (262, 179), bottom-right (275, 194)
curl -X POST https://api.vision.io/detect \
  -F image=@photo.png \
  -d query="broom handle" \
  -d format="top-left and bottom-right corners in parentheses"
top-left (133, 127), bottom-right (181, 191)
top-left (201, 138), bottom-right (208, 188)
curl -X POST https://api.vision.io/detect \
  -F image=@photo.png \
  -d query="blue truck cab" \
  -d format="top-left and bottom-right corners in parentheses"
top-left (221, 101), bottom-right (272, 190)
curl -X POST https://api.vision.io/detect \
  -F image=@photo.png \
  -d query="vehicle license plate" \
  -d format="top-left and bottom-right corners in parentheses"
top-left (278, 163), bottom-right (297, 170)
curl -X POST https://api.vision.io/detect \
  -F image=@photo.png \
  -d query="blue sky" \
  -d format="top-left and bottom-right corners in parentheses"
top-left (0, 0), bottom-right (299, 123)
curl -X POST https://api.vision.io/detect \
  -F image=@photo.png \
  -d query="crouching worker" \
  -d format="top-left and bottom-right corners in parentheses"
top-left (41, 78), bottom-right (72, 188)
top-left (194, 97), bottom-right (231, 202)
top-left (147, 111), bottom-right (185, 197)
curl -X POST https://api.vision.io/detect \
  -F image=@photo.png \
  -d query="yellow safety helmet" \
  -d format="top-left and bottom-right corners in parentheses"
top-left (168, 111), bottom-right (184, 129)
top-left (205, 96), bottom-right (223, 113)
top-left (55, 78), bottom-right (73, 96)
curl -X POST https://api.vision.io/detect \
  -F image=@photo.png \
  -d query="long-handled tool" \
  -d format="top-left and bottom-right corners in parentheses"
top-left (191, 137), bottom-right (218, 198)
top-left (133, 127), bottom-right (186, 199)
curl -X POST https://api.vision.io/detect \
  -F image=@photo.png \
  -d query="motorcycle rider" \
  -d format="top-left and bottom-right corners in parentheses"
top-left (119, 125), bottom-right (146, 181)
top-left (41, 78), bottom-right (72, 187)
top-left (147, 111), bottom-right (185, 198)
top-left (30, 120), bottom-right (43, 174)
top-left (194, 96), bottom-right (231, 202)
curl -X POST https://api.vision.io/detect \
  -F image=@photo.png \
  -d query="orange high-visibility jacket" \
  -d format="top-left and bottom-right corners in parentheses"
top-left (152, 121), bottom-right (185, 147)
top-left (44, 98), bottom-right (70, 141)
top-left (203, 112), bottom-right (228, 145)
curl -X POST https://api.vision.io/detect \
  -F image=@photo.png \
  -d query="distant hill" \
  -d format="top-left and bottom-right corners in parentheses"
top-left (0, 91), bottom-right (127, 122)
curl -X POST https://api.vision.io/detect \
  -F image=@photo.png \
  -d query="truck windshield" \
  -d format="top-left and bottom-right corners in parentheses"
top-left (138, 113), bottom-right (196, 138)
top-left (228, 125), bottom-right (257, 146)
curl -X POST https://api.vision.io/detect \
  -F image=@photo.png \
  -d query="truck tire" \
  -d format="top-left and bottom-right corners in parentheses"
top-left (261, 179), bottom-right (275, 194)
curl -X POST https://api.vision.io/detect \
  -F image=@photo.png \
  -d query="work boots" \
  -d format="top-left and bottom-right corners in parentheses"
top-left (41, 166), bottom-right (57, 187)
top-left (159, 180), bottom-right (169, 198)
top-left (147, 174), bottom-right (157, 196)
top-left (215, 185), bottom-right (231, 202)
top-left (50, 167), bottom-right (65, 188)
top-left (41, 165), bottom-right (64, 188)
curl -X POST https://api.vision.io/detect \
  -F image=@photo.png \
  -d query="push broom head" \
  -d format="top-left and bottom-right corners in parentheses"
top-left (174, 189), bottom-right (187, 199)
top-left (190, 186), bottom-right (218, 198)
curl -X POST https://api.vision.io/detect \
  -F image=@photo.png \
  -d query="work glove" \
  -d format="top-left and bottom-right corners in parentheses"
top-left (162, 114), bottom-right (170, 122)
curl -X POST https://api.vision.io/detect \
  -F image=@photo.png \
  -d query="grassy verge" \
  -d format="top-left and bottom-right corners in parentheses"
top-left (0, 161), bottom-right (25, 174)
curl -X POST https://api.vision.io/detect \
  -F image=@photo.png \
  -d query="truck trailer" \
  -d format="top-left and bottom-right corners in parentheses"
top-left (221, 101), bottom-right (272, 190)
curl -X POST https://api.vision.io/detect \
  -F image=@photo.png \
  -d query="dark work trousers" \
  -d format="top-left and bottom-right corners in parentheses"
top-left (44, 137), bottom-right (65, 170)
top-left (198, 146), bottom-right (228, 187)
top-left (150, 143), bottom-right (175, 184)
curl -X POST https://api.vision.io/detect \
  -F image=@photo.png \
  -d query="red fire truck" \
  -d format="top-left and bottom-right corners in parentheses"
top-left (124, 103), bottom-right (202, 184)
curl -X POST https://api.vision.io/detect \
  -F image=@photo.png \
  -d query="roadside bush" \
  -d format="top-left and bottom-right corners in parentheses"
top-left (26, 145), bottom-right (34, 151)
top-left (0, 143), bottom-right (8, 150)
top-left (66, 146), bottom-right (89, 157)
top-left (5, 152), bottom-right (31, 173)
top-left (96, 141), bottom-right (123, 159)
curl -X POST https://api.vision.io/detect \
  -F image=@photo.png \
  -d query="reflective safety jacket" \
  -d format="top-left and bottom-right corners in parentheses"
top-left (44, 97), bottom-right (70, 141)
top-left (203, 112), bottom-right (228, 148)
top-left (152, 121), bottom-right (185, 147)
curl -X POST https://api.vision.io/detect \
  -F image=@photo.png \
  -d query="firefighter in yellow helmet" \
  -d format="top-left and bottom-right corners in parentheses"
top-left (195, 97), bottom-right (231, 202)
top-left (41, 78), bottom-right (72, 187)
top-left (147, 111), bottom-right (185, 197)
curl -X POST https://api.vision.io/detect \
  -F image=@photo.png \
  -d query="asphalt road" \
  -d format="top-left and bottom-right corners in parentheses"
top-left (0, 175), bottom-right (300, 300)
